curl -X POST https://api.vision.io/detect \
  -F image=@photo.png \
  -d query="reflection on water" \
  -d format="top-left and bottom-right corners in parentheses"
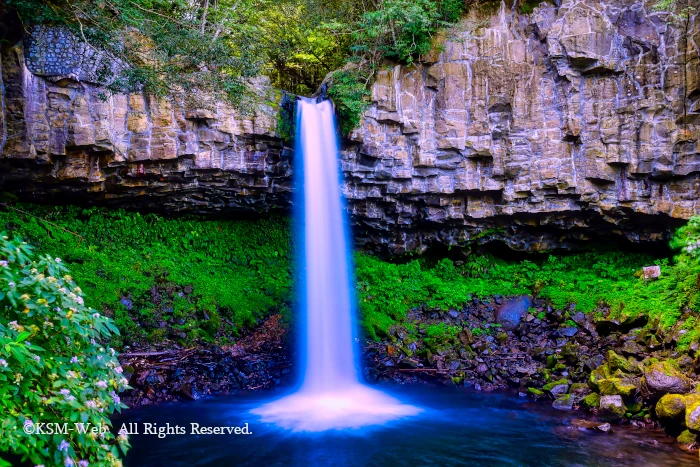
top-left (117, 386), bottom-right (694, 466)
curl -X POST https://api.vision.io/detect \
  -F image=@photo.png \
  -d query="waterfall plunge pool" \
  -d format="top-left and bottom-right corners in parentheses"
top-left (116, 385), bottom-right (694, 466)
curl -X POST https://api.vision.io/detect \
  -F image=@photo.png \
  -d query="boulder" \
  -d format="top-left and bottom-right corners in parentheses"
top-left (581, 392), bottom-right (601, 408)
top-left (494, 295), bottom-right (532, 331)
top-left (685, 394), bottom-right (700, 432)
top-left (597, 378), bottom-right (637, 397)
top-left (677, 429), bottom-right (697, 444)
top-left (607, 350), bottom-right (632, 373)
top-left (655, 393), bottom-right (686, 421)
top-left (599, 395), bottom-right (626, 421)
top-left (571, 419), bottom-right (612, 433)
top-left (642, 361), bottom-right (691, 397)
top-left (553, 393), bottom-right (574, 410)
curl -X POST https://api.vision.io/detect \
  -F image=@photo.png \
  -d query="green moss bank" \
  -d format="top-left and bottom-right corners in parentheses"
top-left (2, 203), bottom-right (700, 352)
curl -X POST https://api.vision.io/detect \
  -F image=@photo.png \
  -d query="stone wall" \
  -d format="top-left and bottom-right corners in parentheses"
top-left (2, 0), bottom-right (700, 252)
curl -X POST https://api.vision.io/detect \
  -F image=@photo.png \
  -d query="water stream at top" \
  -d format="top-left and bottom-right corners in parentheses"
top-left (251, 97), bottom-right (420, 431)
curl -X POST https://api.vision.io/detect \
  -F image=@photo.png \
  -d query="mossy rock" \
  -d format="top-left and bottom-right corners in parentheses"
top-left (684, 393), bottom-right (700, 432)
top-left (655, 394), bottom-right (686, 421)
top-left (678, 429), bottom-right (697, 444)
top-left (589, 364), bottom-right (612, 391)
top-left (543, 378), bottom-right (569, 391)
top-left (642, 361), bottom-right (691, 397)
top-left (598, 378), bottom-right (637, 397)
top-left (528, 387), bottom-right (545, 397)
top-left (569, 382), bottom-right (590, 394)
top-left (546, 354), bottom-right (558, 369)
top-left (607, 350), bottom-right (632, 373)
top-left (581, 392), bottom-right (601, 408)
top-left (600, 395), bottom-right (626, 421)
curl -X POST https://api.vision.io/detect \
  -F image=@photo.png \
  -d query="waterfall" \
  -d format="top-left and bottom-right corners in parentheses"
top-left (252, 97), bottom-right (420, 432)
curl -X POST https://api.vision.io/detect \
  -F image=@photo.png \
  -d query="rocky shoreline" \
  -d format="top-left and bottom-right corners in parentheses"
top-left (118, 295), bottom-right (700, 460)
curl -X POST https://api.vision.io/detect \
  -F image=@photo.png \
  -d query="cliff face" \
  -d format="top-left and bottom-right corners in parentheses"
top-left (2, 0), bottom-right (700, 252)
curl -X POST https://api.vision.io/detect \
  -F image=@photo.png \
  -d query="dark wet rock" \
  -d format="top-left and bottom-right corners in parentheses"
top-left (180, 384), bottom-right (202, 400)
top-left (599, 395), bottom-right (626, 421)
top-left (571, 419), bottom-right (612, 433)
top-left (549, 383), bottom-right (570, 397)
top-left (558, 326), bottom-right (579, 337)
top-left (621, 340), bottom-right (645, 357)
top-left (495, 295), bottom-right (532, 331)
top-left (120, 297), bottom-right (134, 311)
top-left (458, 329), bottom-right (474, 346)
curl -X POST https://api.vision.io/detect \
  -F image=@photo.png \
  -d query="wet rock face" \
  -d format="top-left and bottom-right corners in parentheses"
top-left (343, 0), bottom-right (700, 252)
top-left (3, 0), bottom-right (700, 252)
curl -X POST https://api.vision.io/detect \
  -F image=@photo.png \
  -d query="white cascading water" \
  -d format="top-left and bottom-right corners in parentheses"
top-left (252, 97), bottom-right (420, 431)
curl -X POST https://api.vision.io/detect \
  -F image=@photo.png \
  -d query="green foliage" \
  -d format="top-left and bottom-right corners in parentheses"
top-left (0, 205), bottom-right (292, 347)
top-left (8, 0), bottom-right (269, 110)
top-left (355, 241), bottom-right (700, 345)
top-left (327, 69), bottom-right (371, 135)
top-left (0, 235), bottom-right (129, 466)
top-left (351, 0), bottom-right (442, 64)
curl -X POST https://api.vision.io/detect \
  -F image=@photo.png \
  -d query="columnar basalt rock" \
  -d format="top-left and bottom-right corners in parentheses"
top-left (0, 40), bottom-right (292, 213)
top-left (2, 0), bottom-right (700, 252)
top-left (343, 0), bottom-right (700, 252)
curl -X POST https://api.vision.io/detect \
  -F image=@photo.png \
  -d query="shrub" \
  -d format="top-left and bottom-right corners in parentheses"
top-left (0, 235), bottom-right (129, 467)
top-left (327, 69), bottom-right (370, 136)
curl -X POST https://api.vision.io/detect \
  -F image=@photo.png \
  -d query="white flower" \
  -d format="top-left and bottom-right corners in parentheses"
top-left (58, 439), bottom-right (69, 452)
top-left (8, 282), bottom-right (15, 288)
top-left (55, 258), bottom-right (62, 263)
top-left (0, 359), bottom-right (7, 367)
top-left (0, 260), bottom-right (7, 267)
top-left (85, 400), bottom-right (97, 409)
top-left (65, 458), bottom-right (74, 467)
top-left (70, 356), bottom-right (79, 364)
top-left (60, 389), bottom-right (70, 396)
top-left (115, 366), bottom-right (123, 374)
top-left (24, 419), bottom-right (34, 429)
top-left (8, 321), bottom-right (19, 331)
top-left (78, 461), bottom-right (88, 467)
top-left (97, 356), bottom-right (102, 361)
top-left (95, 381), bottom-right (108, 389)
top-left (90, 339), bottom-right (96, 345)
top-left (33, 355), bottom-right (40, 362)
top-left (76, 297), bottom-right (84, 306)
top-left (120, 377), bottom-right (128, 386)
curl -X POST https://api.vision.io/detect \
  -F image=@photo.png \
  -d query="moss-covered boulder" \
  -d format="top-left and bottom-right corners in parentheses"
top-left (581, 392), bottom-right (601, 408)
top-left (543, 378), bottom-right (569, 394)
top-left (642, 361), bottom-right (691, 397)
top-left (589, 364), bottom-right (612, 391)
top-left (600, 395), bottom-right (626, 421)
top-left (607, 350), bottom-right (632, 373)
top-left (553, 393), bottom-right (575, 410)
top-left (677, 429), bottom-right (697, 444)
top-left (685, 394), bottom-right (700, 432)
top-left (655, 394), bottom-right (686, 421)
top-left (598, 378), bottom-right (637, 397)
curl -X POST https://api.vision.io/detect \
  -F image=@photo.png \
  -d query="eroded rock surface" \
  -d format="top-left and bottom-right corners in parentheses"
top-left (3, 0), bottom-right (700, 251)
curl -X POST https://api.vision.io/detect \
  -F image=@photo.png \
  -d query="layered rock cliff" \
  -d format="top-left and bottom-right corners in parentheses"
top-left (2, 0), bottom-right (700, 252)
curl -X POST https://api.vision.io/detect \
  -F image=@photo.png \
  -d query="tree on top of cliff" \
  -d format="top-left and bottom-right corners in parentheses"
top-left (7, 0), bottom-right (269, 110)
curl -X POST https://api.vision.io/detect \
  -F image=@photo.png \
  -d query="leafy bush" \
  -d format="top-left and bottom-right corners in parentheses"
top-left (327, 69), bottom-right (371, 135)
top-left (0, 235), bottom-right (129, 466)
